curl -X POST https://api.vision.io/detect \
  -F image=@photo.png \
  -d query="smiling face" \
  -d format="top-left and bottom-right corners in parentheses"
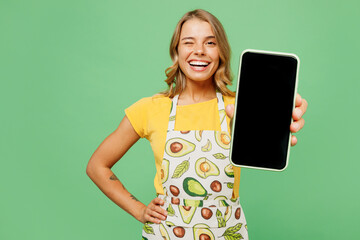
top-left (177, 18), bottom-right (220, 84)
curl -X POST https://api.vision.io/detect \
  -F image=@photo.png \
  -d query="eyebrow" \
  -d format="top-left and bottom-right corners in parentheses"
top-left (181, 36), bottom-right (216, 41)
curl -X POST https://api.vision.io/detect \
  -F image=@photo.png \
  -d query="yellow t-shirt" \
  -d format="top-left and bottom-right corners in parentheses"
top-left (125, 94), bottom-right (241, 198)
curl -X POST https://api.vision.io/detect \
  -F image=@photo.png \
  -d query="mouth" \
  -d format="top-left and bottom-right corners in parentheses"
top-left (188, 60), bottom-right (210, 72)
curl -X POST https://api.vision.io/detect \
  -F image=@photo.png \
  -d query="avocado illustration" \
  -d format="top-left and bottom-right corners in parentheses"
top-left (226, 182), bottom-right (234, 189)
top-left (183, 199), bottom-right (203, 207)
top-left (142, 237), bottom-right (148, 240)
top-left (201, 139), bottom-right (212, 152)
top-left (214, 195), bottom-right (229, 207)
top-left (195, 158), bottom-right (220, 179)
top-left (167, 203), bottom-right (175, 216)
top-left (179, 205), bottom-right (196, 224)
top-left (159, 223), bottom-right (170, 240)
top-left (163, 186), bottom-right (168, 196)
top-left (165, 221), bottom-right (175, 227)
top-left (161, 159), bottom-right (169, 184)
top-left (193, 223), bottom-right (215, 240)
top-left (183, 177), bottom-right (207, 197)
top-left (165, 138), bottom-right (195, 157)
top-left (219, 109), bottom-right (226, 124)
top-left (195, 130), bottom-right (203, 142)
top-left (215, 131), bottom-right (231, 149)
top-left (235, 207), bottom-right (241, 219)
top-left (224, 206), bottom-right (232, 222)
top-left (224, 164), bottom-right (234, 178)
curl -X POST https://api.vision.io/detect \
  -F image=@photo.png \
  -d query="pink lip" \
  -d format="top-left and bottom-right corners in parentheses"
top-left (189, 64), bottom-right (209, 72)
top-left (188, 60), bottom-right (211, 72)
top-left (188, 59), bottom-right (210, 64)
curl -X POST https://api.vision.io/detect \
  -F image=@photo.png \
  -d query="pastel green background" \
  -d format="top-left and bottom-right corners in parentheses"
top-left (1, 0), bottom-right (359, 239)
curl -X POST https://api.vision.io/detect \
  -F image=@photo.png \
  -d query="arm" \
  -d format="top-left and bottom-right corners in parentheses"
top-left (86, 116), bottom-right (167, 224)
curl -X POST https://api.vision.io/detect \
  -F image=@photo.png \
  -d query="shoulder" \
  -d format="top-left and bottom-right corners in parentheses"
top-left (128, 94), bottom-right (171, 109)
top-left (125, 94), bottom-right (172, 119)
top-left (125, 94), bottom-right (171, 138)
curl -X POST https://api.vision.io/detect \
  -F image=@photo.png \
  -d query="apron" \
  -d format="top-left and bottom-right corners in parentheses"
top-left (142, 92), bottom-right (248, 240)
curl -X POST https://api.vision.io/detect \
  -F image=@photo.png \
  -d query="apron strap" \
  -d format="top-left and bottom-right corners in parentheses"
top-left (167, 93), bottom-right (228, 132)
top-left (216, 92), bottom-right (228, 133)
top-left (167, 95), bottom-right (179, 131)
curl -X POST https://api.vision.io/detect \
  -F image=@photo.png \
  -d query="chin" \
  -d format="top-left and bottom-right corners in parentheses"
top-left (184, 71), bottom-right (216, 83)
top-left (186, 77), bottom-right (214, 84)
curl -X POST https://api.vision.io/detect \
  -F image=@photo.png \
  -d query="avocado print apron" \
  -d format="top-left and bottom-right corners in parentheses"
top-left (142, 92), bottom-right (249, 240)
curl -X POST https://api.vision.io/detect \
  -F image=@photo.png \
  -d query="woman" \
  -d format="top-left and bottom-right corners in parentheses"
top-left (86, 9), bottom-right (307, 239)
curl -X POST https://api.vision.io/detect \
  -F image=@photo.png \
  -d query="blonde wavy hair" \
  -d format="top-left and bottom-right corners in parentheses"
top-left (161, 9), bottom-right (235, 98)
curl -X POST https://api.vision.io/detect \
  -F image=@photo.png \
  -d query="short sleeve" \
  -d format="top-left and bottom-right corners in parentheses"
top-left (223, 95), bottom-right (235, 107)
top-left (125, 97), bottom-right (151, 138)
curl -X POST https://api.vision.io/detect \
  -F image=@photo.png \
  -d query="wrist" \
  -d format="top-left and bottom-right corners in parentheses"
top-left (135, 203), bottom-right (147, 223)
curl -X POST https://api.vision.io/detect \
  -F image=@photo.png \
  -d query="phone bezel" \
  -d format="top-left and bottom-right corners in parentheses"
top-left (229, 49), bottom-right (300, 172)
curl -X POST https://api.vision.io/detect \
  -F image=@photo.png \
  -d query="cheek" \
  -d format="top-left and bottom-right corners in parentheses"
top-left (178, 49), bottom-right (191, 68)
top-left (178, 54), bottom-right (187, 70)
top-left (214, 58), bottom-right (220, 69)
top-left (211, 54), bottom-right (220, 70)
top-left (208, 49), bottom-right (220, 65)
top-left (178, 48), bottom-right (191, 59)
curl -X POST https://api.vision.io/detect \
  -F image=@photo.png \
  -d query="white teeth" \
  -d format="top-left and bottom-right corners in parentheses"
top-left (189, 61), bottom-right (209, 66)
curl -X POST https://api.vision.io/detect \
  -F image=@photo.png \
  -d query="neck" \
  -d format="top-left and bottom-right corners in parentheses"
top-left (178, 78), bottom-right (217, 105)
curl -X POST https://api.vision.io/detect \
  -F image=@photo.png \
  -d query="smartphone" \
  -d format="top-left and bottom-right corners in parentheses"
top-left (229, 49), bottom-right (300, 171)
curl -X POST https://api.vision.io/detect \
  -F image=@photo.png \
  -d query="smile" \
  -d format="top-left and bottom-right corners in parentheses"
top-left (188, 61), bottom-right (210, 72)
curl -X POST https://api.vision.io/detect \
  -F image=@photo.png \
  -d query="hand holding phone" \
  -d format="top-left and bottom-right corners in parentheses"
top-left (229, 49), bottom-right (300, 171)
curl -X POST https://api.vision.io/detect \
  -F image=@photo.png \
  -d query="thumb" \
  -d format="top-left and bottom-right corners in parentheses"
top-left (225, 104), bottom-right (235, 119)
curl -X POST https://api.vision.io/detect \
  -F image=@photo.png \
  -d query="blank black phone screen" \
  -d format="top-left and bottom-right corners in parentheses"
top-left (231, 51), bottom-right (298, 170)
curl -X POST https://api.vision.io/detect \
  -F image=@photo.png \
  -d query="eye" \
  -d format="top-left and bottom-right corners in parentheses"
top-left (206, 41), bottom-right (216, 46)
top-left (184, 41), bottom-right (193, 45)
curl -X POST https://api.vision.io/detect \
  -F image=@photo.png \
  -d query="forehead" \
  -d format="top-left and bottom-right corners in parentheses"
top-left (180, 19), bottom-right (215, 38)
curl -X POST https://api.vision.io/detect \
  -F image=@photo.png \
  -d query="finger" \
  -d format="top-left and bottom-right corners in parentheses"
top-left (154, 205), bottom-right (168, 218)
top-left (299, 98), bottom-right (308, 116)
top-left (149, 203), bottom-right (168, 217)
top-left (295, 93), bottom-right (302, 107)
top-left (152, 197), bottom-right (165, 206)
top-left (147, 207), bottom-right (167, 221)
top-left (145, 215), bottom-right (161, 224)
top-left (149, 199), bottom-right (168, 217)
top-left (290, 118), bottom-right (305, 133)
top-left (292, 98), bottom-right (308, 121)
top-left (291, 135), bottom-right (297, 146)
top-left (292, 107), bottom-right (303, 121)
top-left (225, 104), bottom-right (234, 119)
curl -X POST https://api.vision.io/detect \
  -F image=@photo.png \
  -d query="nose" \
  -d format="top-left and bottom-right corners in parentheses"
top-left (193, 43), bottom-right (205, 55)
